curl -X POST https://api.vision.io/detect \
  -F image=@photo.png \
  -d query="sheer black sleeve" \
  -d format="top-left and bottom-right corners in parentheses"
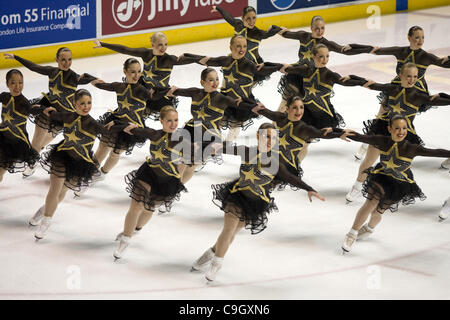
top-left (285, 65), bottom-right (310, 76)
top-left (204, 56), bottom-right (231, 67)
top-left (129, 127), bottom-right (160, 139)
top-left (373, 46), bottom-right (403, 58)
top-left (99, 42), bottom-right (150, 58)
top-left (412, 145), bottom-right (450, 158)
top-left (257, 108), bottom-right (286, 123)
top-left (172, 88), bottom-right (202, 98)
top-left (259, 25), bottom-right (283, 39)
top-left (93, 82), bottom-right (122, 92)
top-left (298, 125), bottom-right (344, 140)
top-left (347, 132), bottom-right (389, 148)
top-left (14, 55), bottom-right (55, 76)
top-left (366, 82), bottom-right (396, 92)
top-left (426, 52), bottom-right (450, 68)
top-left (281, 30), bottom-right (308, 40)
top-left (277, 164), bottom-right (315, 192)
top-left (256, 62), bottom-right (284, 77)
top-left (216, 6), bottom-right (242, 29)
top-left (77, 73), bottom-right (97, 85)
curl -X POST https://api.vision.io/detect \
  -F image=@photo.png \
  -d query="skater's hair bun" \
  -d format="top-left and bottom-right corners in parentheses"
top-left (242, 6), bottom-right (256, 17)
top-left (286, 96), bottom-right (303, 107)
top-left (123, 58), bottom-right (141, 70)
top-left (311, 16), bottom-right (324, 26)
top-left (56, 47), bottom-right (72, 59)
top-left (230, 34), bottom-right (246, 46)
top-left (258, 122), bottom-right (276, 131)
top-left (389, 114), bottom-right (407, 126)
top-left (160, 106), bottom-right (177, 119)
top-left (151, 32), bottom-right (167, 44)
top-left (312, 43), bottom-right (328, 55)
top-left (408, 26), bottom-right (423, 37)
top-left (74, 89), bottom-right (91, 102)
top-left (6, 69), bottom-right (23, 82)
top-left (201, 68), bottom-right (217, 81)
top-left (400, 62), bottom-right (418, 75)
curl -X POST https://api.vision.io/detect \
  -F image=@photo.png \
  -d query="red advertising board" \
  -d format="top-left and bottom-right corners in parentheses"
top-left (102, 0), bottom-right (243, 36)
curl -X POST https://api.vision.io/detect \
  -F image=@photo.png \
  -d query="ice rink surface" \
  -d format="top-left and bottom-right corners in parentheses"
top-left (1, 5), bottom-right (450, 299)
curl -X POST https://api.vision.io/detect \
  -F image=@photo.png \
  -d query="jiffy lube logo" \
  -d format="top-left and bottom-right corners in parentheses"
top-left (271, 0), bottom-right (296, 10)
top-left (112, 0), bottom-right (143, 28)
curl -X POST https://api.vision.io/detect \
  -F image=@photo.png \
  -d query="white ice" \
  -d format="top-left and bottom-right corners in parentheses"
top-left (1, 6), bottom-right (450, 300)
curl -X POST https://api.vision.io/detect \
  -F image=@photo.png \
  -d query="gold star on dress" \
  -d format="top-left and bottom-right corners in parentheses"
top-left (221, 59), bottom-right (253, 99)
top-left (392, 50), bottom-right (428, 93)
top-left (0, 96), bottom-right (30, 146)
top-left (372, 142), bottom-right (414, 183)
top-left (142, 56), bottom-right (173, 88)
top-left (147, 133), bottom-right (182, 178)
top-left (231, 154), bottom-right (275, 202)
top-left (113, 85), bottom-right (147, 127)
top-left (276, 122), bottom-right (307, 169)
top-left (297, 39), bottom-right (316, 66)
top-left (43, 71), bottom-right (77, 112)
top-left (235, 28), bottom-right (261, 64)
top-left (57, 116), bottom-right (97, 163)
top-left (303, 68), bottom-right (335, 117)
top-left (186, 93), bottom-right (224, 140)
top-left (381, 88), bottom-right (419, 135)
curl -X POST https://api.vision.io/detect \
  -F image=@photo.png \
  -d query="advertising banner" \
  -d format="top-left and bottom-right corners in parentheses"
top-left (0, 0), bottom-right (96, 50)
top-left (101, 0), bottom-right (243, 36)
top-left (257, 0), bottom-right (361, 14)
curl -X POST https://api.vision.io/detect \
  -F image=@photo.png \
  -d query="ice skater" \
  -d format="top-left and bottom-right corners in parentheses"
top-left (342, 115), bottom-right (450, 253)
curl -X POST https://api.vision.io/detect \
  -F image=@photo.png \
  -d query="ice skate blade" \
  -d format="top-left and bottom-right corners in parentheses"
top-left (113, 256), bottom-right (120, 262)
top-left (439, 216), bottom-right (447, 222)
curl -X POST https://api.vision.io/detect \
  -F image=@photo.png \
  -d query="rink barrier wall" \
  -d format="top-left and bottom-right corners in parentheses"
top-left (0, 0), bottom-right (448, 70)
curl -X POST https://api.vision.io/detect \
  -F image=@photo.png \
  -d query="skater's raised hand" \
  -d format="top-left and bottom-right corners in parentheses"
top-left (167, 86), bottom-right (178, 97)
top-left (341, 44), bottom-right (352, 52)
top-left (251, 102), bottom-right (265, 114)
top-left (363, 79), bottom-right (375, 88)
top-left (320, 127), bottom-right (333, 136)
top-left (3, 53), bottom-right (14, 59)
top-left (90, 79), bottom-right (104, 86)
top-left (199, 56), bottom-right (210, 65)
top-left (124, 123), bottom-right (138, 135)
top-left (279, 63), bottom-right (291, 74)
top-left (339, 129), bottom-right (355, 142)
top-left (104, 121), bottom-right (115, 130)
top-left (440, 56), bottom-right (449, 64)
top-left (278, 27), bottom-right (287, 35)
top-left (93, 40), bottom-right (102, 49)
top-left (43, 106), bottom-right (57, 117)
top-left (369, 46), bottom-right (380, 54)
top-left (211, 6), bottom-right (218, 13)
top-left (308, 191), bottom-right (325, 202)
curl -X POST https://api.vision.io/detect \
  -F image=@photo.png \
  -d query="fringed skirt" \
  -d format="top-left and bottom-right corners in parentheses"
top-left (362, 166), bottom-right (426, 213)
top-left (212, 179), bottom-right (278, 234)
top-left (277, 67), bottom-right (305, 100)
top-left (97, 112), bottom-right (147, 154)
top-left (29, 96), bottom-right (65, 136)
top-left (40, 141), bottom-right (100, 192)
top-left (125, 163), bottom-right (186, 212)
top-left (0, 131), bottom-right (39, 173)
top-left (144, 96), bottom-right (179, 121)
top-left (301, 105), bottom-right (345, 129)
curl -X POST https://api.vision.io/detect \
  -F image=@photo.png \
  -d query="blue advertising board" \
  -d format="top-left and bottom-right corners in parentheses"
top-left (257, 0), bottom-right (360, 14)
top-left (0, 0), bottom-right (96, 50)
